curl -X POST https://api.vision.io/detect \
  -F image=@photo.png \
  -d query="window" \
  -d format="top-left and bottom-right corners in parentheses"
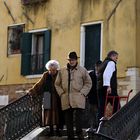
top-left (21, 30), bottom-right (51, 76)
top-left (31, 33), bottom-right (44, 74)
top-left (8, 24), bottom-right (25, 55)
top-left (21, 0), bottom-right (47, 5)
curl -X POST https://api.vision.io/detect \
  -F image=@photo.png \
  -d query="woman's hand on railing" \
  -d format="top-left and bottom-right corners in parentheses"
top-left (26, 90), bottom-right (37, 100)
top-left (26, 90), bottom-right (30, 95)
top-left (26, 90), bottom-right (34, 97)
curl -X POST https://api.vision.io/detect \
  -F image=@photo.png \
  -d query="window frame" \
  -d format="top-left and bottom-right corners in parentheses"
top-left (21, 28), bottom-right (51, 77)
top-left (7, 23), bottom-right (25, 57)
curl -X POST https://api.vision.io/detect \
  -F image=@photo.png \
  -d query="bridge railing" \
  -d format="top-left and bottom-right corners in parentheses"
top-left (91, 92), bottom-right (140, 140)
top-left (0, 93), bottom-right (42, 140)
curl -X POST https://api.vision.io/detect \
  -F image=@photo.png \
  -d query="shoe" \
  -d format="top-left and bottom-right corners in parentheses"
top-left (49, 132), bottom-right (54, 137)
top-left (77, 133), bottom-right (84, 140)
top-left (48, 126), bottom-right (54, 137)
top-left (56, 130), bottom-right (62, 137)
top-left (68, 137), bottom-right (75, 140)
top-left (86, 127), bottom-right (96, 133)
top-left (45, 130), bottom-right (54, 137)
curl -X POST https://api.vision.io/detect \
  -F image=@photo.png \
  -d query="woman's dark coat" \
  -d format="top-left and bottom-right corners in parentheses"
top-left (29, 71), bottom-right (63, 126)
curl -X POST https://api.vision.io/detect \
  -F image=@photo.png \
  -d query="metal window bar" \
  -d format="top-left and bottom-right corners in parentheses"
top-left (30, 53), bottom-right (44, 75)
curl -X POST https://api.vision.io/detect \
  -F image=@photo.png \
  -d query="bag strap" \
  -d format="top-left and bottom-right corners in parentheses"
top-left (68, 69), bottom-right (71, 94)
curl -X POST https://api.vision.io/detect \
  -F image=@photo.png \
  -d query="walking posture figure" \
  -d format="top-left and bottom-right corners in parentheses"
top-left (55, 51), bottom-right (92, 140)
top-left (28, 60), bottom-right (64, 137)
top-left (97, 50), bottom-right (119, 120)
top-left (87, 60), bottom-right (102, 129)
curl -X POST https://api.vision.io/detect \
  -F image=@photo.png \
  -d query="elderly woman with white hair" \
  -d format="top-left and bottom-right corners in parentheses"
top-left (29, 60), bottom-right (64, 137)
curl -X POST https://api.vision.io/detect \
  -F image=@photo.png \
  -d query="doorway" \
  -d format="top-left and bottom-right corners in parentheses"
top-left (80, 23), bottom-right (102, 70)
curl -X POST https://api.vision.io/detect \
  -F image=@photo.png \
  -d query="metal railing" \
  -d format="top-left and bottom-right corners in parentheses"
top-left (1, 91), bottom-right (140, 140)
top-left (91, 91), bottom-right (140, 140)
top-left (0, 93), bottom-right (42, 140)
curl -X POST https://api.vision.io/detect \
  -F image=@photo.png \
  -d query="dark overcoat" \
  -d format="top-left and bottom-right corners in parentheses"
top-left (29, 71), bottom-right (63, 126)
top-left (88, 70), bottom-right (98, 106)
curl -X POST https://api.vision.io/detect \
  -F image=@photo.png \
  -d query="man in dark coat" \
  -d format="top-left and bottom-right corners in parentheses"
top-left (87, 60), bottom-right (102, 129)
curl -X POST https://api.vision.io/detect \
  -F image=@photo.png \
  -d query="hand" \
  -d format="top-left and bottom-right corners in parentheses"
top-left (26, 90), bottom-right (34, 97)
top-left (26, 90), bottom-right (31, 95)
top-left (81, 93), bottom-right (86, 97)
top-left (107, 86), bottom-right (111, 94)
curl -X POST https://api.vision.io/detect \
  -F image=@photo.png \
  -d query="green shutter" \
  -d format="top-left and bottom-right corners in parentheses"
top-left (44, 30), bottom-right (51, 67)
top-left (20, 33), bottom-right (32, 76)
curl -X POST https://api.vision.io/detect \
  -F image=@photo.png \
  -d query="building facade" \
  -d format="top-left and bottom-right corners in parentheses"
top-left (0, 0), bottom-right (140, 102)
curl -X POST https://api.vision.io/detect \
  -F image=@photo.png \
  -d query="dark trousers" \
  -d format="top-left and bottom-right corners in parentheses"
top-left (98, 87), bottom-right (106, 120)
top-left (98, 87), bottom-right (120, 120)
top-left (88, 104), bottom-right (98, 128)
top-left (64, 108), bottom-right (83, 139)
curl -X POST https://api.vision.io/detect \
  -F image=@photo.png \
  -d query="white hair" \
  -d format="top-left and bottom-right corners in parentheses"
top-left (45, 60), bottom-right (60, 70)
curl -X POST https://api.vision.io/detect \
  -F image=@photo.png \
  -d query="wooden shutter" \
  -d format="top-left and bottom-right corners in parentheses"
top-left (20, 33), bottom-right (32, 75)
top-left (43, 30), bottom-right (51, 68)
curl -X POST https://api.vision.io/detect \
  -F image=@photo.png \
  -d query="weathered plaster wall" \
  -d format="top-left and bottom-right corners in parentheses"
top-left (136, 0), bottom-right (140, 69)
top-left (80, 0), bottom-right (136, 77)
top-left (0, 0), bottom-right (138, 85)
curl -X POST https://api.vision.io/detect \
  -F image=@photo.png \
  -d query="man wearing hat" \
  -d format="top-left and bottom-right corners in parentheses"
top-left (55, 51), bottom-right (92, 140)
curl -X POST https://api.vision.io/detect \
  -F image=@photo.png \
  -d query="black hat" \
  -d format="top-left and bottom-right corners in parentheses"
top-left (67, 51), bottom-right (80, 60)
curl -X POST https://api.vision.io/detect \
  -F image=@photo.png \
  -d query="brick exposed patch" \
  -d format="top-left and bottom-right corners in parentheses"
top-left (0, 83), bottom-right (34, 103)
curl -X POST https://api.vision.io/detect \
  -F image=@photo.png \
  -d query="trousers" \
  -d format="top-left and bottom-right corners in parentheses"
top-left (64, 108), bottom-right (84, 139)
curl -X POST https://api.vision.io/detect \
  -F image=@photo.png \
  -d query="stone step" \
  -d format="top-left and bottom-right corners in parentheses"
top-left (22, 126), bottom-right (89, 140)
top-left (38, 136), bottom-right (88, 140)
top-left (21, 127), bottom-right (46, 140)
top-left (118, 80), bottom-right (130, 86)
top-left (38, 127), bottom-right (88, 140)
top-left (38, 136), bottom-right (67, 140)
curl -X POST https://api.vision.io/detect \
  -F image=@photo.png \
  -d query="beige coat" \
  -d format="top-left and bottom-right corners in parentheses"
top-left (55, 65), bottom-right (92, 110)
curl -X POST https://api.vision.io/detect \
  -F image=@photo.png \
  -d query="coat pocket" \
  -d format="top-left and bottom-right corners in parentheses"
top-left (61, 93), bottom-right (69, 108)
top-left (70, 92), bottom-right (86, 109)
